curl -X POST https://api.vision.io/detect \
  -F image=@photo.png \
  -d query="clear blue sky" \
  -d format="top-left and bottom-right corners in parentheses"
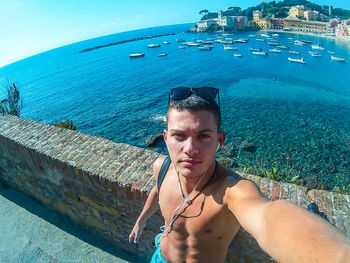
top-left (0, 0), bottom-right (348, 68)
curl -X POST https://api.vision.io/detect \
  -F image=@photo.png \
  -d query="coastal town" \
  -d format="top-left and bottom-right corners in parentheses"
top-left (192, 2), bottom-right (350, 40)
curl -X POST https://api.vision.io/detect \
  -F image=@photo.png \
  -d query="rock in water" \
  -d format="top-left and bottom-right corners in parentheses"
top-left (146, 134), bottom-right (164, 147)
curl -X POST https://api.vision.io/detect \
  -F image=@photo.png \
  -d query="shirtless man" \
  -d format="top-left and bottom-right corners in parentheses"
top-left (129, 87), bottom-right (350, 262)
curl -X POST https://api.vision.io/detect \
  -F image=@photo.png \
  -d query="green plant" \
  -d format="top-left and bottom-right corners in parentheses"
top-left (53, 120), bottom-right (78, 130)
top-left (265, 168), bottom-right (279, 180)
top-left (0, 82), bottom-right (23, 116)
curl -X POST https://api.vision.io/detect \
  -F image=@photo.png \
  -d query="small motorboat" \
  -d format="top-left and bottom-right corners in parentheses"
top-left (289, 50), bottom-right (301, 55)
top-left (252, 51), bottom-right (268, 56)
top-left (269, 49), bottom-right (282, 53)
top-left (234, 53), bottom-right (243, 57)
top-left (331, 56), bottom-right (346, 62)
top-left (147, 43), bottom-right (161, 48)
top-left (157, 53), bottom-right (168, 57)
top-left (288, 57), bottom-right (306, 64)
top-left (129, 53), bottom-right (145, 58)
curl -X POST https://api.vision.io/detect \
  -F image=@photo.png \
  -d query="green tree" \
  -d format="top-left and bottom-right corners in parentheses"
top-left (0, 82), bottom-right (23, 117)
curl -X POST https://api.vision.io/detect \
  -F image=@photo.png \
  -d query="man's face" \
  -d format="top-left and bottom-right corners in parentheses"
top-left (164, 109), bottom-right (225, 178)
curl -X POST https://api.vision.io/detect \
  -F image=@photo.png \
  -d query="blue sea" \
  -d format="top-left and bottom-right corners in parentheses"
top-left (1, 23), bottom-right (350, 190)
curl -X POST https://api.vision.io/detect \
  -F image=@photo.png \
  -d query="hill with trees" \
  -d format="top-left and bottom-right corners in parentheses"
top-left (200, 0), bottom-right (350, 20)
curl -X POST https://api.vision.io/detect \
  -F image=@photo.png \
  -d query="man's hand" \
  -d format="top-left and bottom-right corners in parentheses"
top-left (129, 221), bottom-right (146, 243)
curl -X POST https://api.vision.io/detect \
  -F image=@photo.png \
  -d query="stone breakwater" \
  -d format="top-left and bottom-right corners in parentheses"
top-left (79, 33), bottom-right (176, 53)
top-left (0, 115), bottom-right (349, 262)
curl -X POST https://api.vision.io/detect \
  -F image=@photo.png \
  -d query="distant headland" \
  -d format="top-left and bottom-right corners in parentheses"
top-left (190, 0), bottom-right (350, 40)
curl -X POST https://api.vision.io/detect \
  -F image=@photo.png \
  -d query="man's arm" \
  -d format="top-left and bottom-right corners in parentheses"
top-left (225, 178), bottom-right (350, 263)
top-left (128, 155), bottom-right (166, 243)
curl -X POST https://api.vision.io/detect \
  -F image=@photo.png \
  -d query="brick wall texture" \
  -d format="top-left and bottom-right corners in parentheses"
top-left (0, 115), bottom-right (349, 262)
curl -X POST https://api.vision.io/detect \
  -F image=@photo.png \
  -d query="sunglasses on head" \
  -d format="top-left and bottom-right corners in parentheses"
top-left (168, 87), bottom-right (220, 108)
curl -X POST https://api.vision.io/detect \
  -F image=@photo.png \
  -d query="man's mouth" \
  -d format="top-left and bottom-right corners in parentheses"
top-left (180, 159), bottom-right (201, 167)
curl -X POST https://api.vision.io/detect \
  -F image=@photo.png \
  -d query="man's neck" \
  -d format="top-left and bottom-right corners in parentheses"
top-left (179, 160), bottom-right (216, 196)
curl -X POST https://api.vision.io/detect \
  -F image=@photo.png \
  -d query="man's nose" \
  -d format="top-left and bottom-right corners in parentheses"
top-left (183, 137), bottom-right (198, 155)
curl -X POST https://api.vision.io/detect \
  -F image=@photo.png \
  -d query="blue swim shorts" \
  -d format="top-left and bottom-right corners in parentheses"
top-left (150, 246), bottom-right (167, 263)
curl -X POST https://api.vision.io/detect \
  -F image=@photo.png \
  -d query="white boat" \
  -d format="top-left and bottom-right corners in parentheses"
top-left (234, 53), bottom-right (243, 57)
top-left (327, 51), bottom-right (335, 54)
top-left (288, 57), bottom-right (306, 64)
top-left (202, 40), bottom-right (213, 44)
top-left (272, 33), bottom-right (280, 37)
top-left (225, 37), bottom-right (233, 41)
top-left (310, 53), bottom-right (321, 57)
top-left (288, 37), bottom-right (293, 40)
top-left (256, 39), bottom-right (265, 42)
top-left (234, 38), bottom-right (249, 43)
top-left (249, 47), bottom-right (262, 52)
top-left (224, 45), bottom-right (237, 50)
top-left (186, 42), bottom-right (201, 47)
top-left (214, 39), bottom-right (222, 43)
top-left (198, 46), bottom-right (211, 51)
top-left (179, 46), bottom-right (186, 49)
top-left (331, 56), bottom-right (346, 62)
top-left (157, 53), bottom-right (168, 57)
top-left (252, 51), bottom-right (268, 56)
top-left (269, 49), bottom-right (282, 53)
top-left (269, 42), bottom-right (279, 46)
top-left (129, 53), bottom-right (144, 58)
top-left (277, 45), bottom-right (289, 49)
top-left (311, 44), bottom-right (325, 50)
top-left (260, 33), bottom-right (270, 37)
top-left (289, 50), bottom-right (301, 55)
top-left (221, 40), bottom-right (234, 44)
top-left (249, 34), bottom-right (256, 37)
top-left (294, 40), bottom-right (304, 46)
top-left (163, 41), bottom-right (170, 44)
top-left (147, 43), bottom-right (161, 48)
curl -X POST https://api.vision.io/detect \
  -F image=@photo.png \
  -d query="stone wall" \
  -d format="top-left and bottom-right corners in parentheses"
top-left (0, 115), bottom-right (349, 262)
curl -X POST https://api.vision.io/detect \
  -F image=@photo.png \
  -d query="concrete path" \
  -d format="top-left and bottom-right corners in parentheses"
top-left (0, 187), bottom-right (141, 263)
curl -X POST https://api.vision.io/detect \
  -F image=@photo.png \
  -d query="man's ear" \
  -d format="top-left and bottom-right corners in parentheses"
top-left (218, 131), bottom-right (226, 147)
top-left (163, 129), bottom-right (168, 143)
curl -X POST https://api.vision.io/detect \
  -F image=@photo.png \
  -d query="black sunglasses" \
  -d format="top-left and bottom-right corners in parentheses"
top-left (168, 87), bottom-right (220, 109)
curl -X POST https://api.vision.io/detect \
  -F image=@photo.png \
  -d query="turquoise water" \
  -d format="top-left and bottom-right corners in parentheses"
top-left (1, 23), bottom-right (350, 190)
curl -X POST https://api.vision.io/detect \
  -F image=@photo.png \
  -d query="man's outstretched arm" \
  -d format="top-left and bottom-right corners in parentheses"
top-left (129, 155), bottom-right (166, 243)
top-left (129, 185), bottom-right (159, 243)
top-left (226, 178), bottom-right (350, 263)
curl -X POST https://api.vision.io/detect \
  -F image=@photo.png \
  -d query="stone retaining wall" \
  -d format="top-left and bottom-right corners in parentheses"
top-left (0, 115), bottom-right (349, 262)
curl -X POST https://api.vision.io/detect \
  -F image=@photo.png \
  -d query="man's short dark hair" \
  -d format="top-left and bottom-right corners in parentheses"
top-left (167, 94), bottom-right (221, 130)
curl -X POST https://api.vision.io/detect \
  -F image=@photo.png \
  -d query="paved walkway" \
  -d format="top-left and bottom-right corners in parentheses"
top-left (0, 187), bottom-right (140, 263)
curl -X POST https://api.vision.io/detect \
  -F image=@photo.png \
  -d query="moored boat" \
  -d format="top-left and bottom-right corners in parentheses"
top-left (198, 46), bottom-right (212, 51)
top-left (311, 44), bottom-right (325, 50)
top-left (176, 38), bottom-right (185, 42)
top-left (179, 46), bottom-right (186, 49)
top-left (129, 53), bottom-right (145, 58)
top-left (277, 45), bottom-right (289, 49)
top-left (249, 47), bottom-right (262, 52)
top-left (157, 53), bottom-right (168, 57)
top-left (234, 53), bottom-right (243, 57)
top-left (310, 53), bottom-right (321, 57)
top-left (234, 38), bottom-right (249, 43)
top-left (289, 50), bottom-right (301, 55)
top-left (256, 38), bottom-right (265, 42)
top-left (163, 41), bottom-right (170, 44)
top-left (224, 45), bottom-right (237, 50)
top-left (269, 49), bottom-right (282, 53)
top-left (147, 43), bottom-right (161, 48)
top-left (331, 56), bottom-right (346, 62)
top-left (327, 51), bottom-right (335, 54)
top-left (269, 42), bottom-right (279, 46)
top-left (302, 40), bottom-right (312, 43)
top-left (288, 57), bottom-right (306, 64)
top-left (252, 51), bottom-right (268, 56)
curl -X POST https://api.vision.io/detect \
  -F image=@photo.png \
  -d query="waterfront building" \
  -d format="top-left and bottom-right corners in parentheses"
top-left (336, 22), bottom-right (350, 39)
top-left (197, 18), bottom-right (219, 32)
top-left (253, 10), bottom-right (263, 22)
top-left (270, 18), bottom-right (284, 30)
top-left (284, 15), bottom-right (327, 34)
top-left (289, 6), bottom-right (305, 18)
top-left (304, 10), bottom-right (319, 21)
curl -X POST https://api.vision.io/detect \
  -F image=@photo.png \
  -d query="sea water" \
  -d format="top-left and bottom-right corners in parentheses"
top-left (1, 23), bottom-right (350, 190)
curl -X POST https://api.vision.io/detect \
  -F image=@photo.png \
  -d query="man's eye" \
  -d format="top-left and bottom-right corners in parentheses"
top-left (198, 134), bottom-right (210, 139)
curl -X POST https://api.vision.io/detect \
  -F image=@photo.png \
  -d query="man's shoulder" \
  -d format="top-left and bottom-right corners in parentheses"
top-left (153, 155), bottom-right (168, 180)
top-left (216, 163), bottom-right (262, 198)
